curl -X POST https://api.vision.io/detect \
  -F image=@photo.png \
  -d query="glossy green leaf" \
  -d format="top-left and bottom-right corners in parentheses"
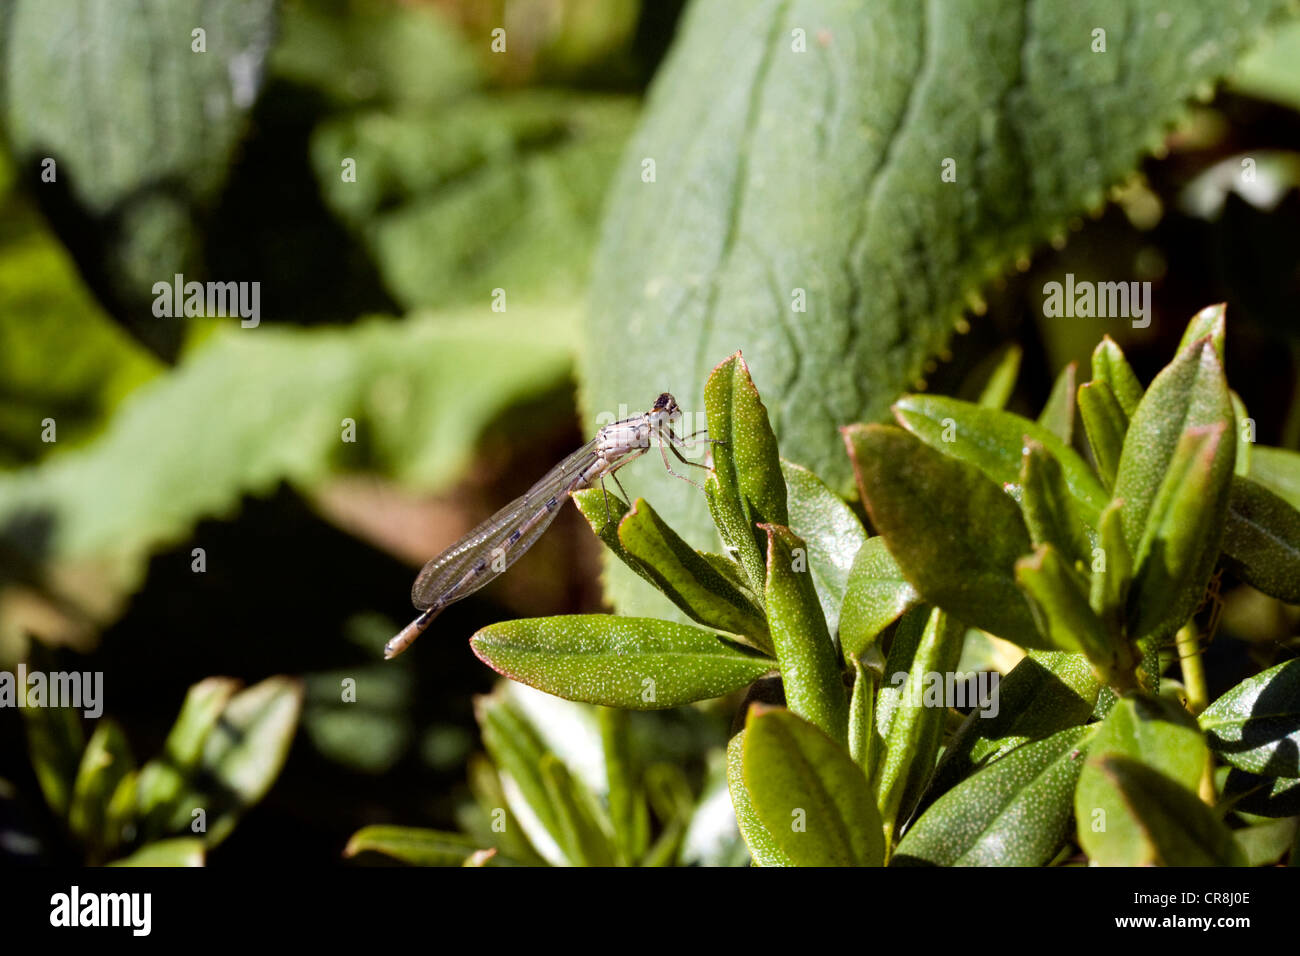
top-left (892, 394), bottom-right (1108, 525)
top-left (1020, 441), bottom-right (1092, 567)
top-left (837, 537), bottom-right (920, 662)
top-left (1037, 362), bottom-right (1077, 444)
top-left (1016, 544), bottom-right (1114, 667)
top-left (1249, 445), bottom-right (1300, 511)
top-left (894, 726), bottom-right (1091, 867)
top-left (1127, 422), bottom-right (1234, 644)
top-left (1200, 659), bottom-right (1300, 777)
top-left (703, 352), bottom-right (789, 597)
top-left (743, 706), bottom-right (883, 867)
top-left (1077, 380), bottom-right (1127, 489)
top-left (605, 495), bottom-right (770, 650)
top-left (726, 730), bottom-right (794, 867)
top-left (1176, 303), bottom-right (1227, 362)
top-left (927, 651), bottom-right (1100, 801)
top-left (1114, 336), bottom-right (1234, 567)
top-left (108, 838), bottom-right (205, 868)
top-left (185, 676), bottom-right (303, 847)
top-left (1222, 476), bottom-right (1300, 603)
top-left (68, 719), bottom-right (134, 855)
top-left (581, 0), bottom-right (1292, 620)
top-left (873, 607), bottom-right (932, 745)
top-left (1091, 336), bottom-right (1143, 419)
top-left (1076, 754), bottom-right (1245, 866)
top-left (875, 607), bottom-right (966, 841)
top-left (471, 615), bottom-right (773, 710)
top-left (761, 524), bottom-right (847, 745)
top-left (781, 459), bottom-right (869, 637)
top-left (845, 424), bottom-right (1040, 649)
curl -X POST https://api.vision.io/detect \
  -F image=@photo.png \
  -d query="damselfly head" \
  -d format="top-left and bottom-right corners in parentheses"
top-left (651, 392), bottom-right (681, 426)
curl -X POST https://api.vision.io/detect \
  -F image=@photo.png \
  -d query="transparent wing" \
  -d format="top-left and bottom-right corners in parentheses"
top-left (410, 438), bottom-right (602, 609)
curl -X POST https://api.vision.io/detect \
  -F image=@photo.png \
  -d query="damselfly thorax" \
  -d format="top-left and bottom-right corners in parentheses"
top-left (384, 393), bottom-right (714, 659)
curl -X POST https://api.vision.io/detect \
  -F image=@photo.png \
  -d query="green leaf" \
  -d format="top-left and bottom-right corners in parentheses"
top-left (1037, 362), bottom-right (1077, 444)
top-left (1090, 498), bottom-right (1132, 635)
top-left (1234, 817), bottom-right (1298, 867)
top-left (1223, 769), bottom-right (1300, 819)
top-left (344, 826), bottom-right (489, 867)
top-left (742, 706), bottom-right (883, 867)
top-left (596, 494), bottom-right (771, 650)
top-left (892, 394), bottom-right (1108, 523)
top-left (465, 753), bottom-right (546, 866)
top-left (1177, 303), bottom-right (1227, 362)
top-left (185, 676), bottom-right (303, 847)
top-left (1019, 440), bottom-right (1092, 567)
top-left (598, 708), bottom-right (649, 866)
top-left (1083, 694), bottom-right (1209, 796)
top-left (1077, 380), bottom-right (1127, 489)
top-left (726, 730), bottom-right (794, 867)
top-left (136, 677), bottom-right (240, 835)
top-left (580, 0), bottom-right (1292, 616)
top-left (845, 424), bottom-right (1040, 649)
top-left (311, 93), bottom-right (637, 311)
top-left (0, 311), bottom-right (575, 600)
top-left (894, 726), bottom-right (1091, 867)
top-left (108, 837), bottom-right (205, 868)
top-left (874, 607), bottom-right (966, 842)
top-left (1127, 422), bottom-right (1234, 643)
top-left (1232, 392), bottom-right (1253, 477)
top-left (1091, 336), bottom-right (1143, 419)
top-left (781, 459), bottom-right (870, 637)
top-left (2, 0), bottom-right (277, 358)
top-left (703, 352), bottom-right (789, 597)
top-left (1114, 337), bottom-right (1234, 567)
top-left (837, 536), bottom-right (920, 662)
top-left (1015, 544), bottom-right (1114, 668)
top-left (68, 719), bottom-right (134, 856)
top-left (848, 658), bottom-right (876, 775)
top-left (1249, 445), bottom-right (1300, 511)
top-left (1222, 476), bottom-right (1300, 603)
top-left (1199, 659), bottom-right (1300, 777)
top-left (1076, 754), bottom-right (1245, 866)
top-left (761, 524), bottom-right (848, 745)
top-left (471, 615), bottom-right (774, 710)
top-left (17, 649), bottom-right (85, 819)
top-left (540, 754), bottom-right (619, 867)
top-left (927, 651), bottom-right (1100, 801)
top-left (962, 343), bottom-right (1022, 410)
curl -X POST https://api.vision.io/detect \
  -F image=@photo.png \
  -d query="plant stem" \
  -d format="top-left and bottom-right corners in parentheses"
top-left (1175, 622), bottom-right (1208, 715)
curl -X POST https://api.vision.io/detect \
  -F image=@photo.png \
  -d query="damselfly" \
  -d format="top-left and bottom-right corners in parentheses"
top-left (385, 393), bottom-right (713, 659)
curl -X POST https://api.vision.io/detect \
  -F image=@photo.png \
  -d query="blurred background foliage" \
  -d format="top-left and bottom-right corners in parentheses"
top-left (0, 0), bottom-right (1298, 865)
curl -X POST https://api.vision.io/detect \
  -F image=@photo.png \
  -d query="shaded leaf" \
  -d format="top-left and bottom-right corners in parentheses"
top-left (344, 826), bottom-right (488, 867)
top-left (1037, 362), bottom-right (1076, 444)
top-left (1077, 380), bottom-right (1127, 489)
top-left (837, 536), bottom-right (920, 662)
top-left (108, 837), bottom-right (205, 867)
top-left (1199, 659), bottom-right (1300, 777)
top-left (1222, 476), bottom-right (1300, 603)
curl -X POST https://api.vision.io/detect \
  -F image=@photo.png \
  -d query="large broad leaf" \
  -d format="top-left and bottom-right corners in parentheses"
top-left (2, 0), bottom-right (277, 358)
top-left (579, 0), bottom-right (1294, 617)
top-left (470, 614), bottom-right (774, 710)
top-left (311, 93), bottom-right (637, 311)
top-left (894, 726), bottom-right (1091, 867)
top-left (742, 705), bottom-right (883, 867)
top-left (1199, 659), bottom-right (1300, 777)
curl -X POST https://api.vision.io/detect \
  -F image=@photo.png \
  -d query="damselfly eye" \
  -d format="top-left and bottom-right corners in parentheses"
top-left (654, 392), bottom-right (678, 415)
